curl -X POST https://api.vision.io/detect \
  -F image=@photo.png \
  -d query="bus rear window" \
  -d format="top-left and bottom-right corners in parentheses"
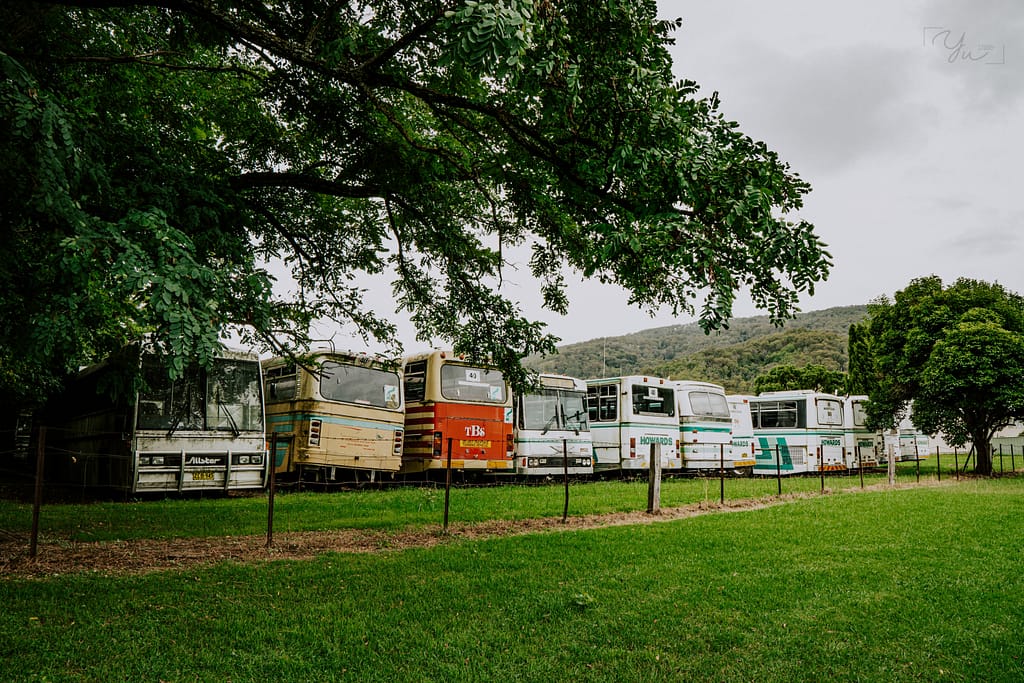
top-left (440, 364), bottom-right (506, 403)
top-left (632, 385), bottom-right (675, 417)
top-left (688, 391), bottom-right (730, 419)
top-left (320, 361), bottom-right (401, 409)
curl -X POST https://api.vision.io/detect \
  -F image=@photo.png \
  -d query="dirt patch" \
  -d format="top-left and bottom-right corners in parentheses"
top-left (0, 482), bottom-right (950, 579)
top-left (0, 495), bottom-right (800, 579)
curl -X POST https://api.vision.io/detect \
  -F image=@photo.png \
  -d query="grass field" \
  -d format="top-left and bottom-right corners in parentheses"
top-left (2, 467), bottom-right (1023, 681)
top-left (0, 459), bottom-right (990, 543)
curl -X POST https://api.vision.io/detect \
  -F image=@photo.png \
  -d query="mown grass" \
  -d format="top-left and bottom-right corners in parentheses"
top-left (0, 460), bottom-right (988, 543)
top-left (2, 476), bottom-right (1024, 681)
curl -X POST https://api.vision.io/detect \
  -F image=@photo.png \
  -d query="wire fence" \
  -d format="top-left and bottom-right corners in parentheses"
top-left (2, 426), bottom-right (1019, 564)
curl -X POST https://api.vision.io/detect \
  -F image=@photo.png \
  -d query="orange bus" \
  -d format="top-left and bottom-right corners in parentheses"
top-left (401, 350), bottom-right (513, 474)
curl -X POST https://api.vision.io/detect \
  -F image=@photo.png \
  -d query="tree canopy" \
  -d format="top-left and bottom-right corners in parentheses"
top-left (853, 276), bottom-right (1024, 475)
top-left (1, 0), bottom-right (830, 403)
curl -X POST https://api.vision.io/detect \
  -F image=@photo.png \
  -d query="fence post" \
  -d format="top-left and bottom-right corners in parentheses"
top-left (775, 444), bottom-right (782, 496)
top-left (30, 425), bottom-right (46, 559)
top-left (647, 443), bottom-right (661, 514)
top-left (954, 448), bottom-right (959, 481)
top-left (562, 439), bottom-right (570, 524)
top-left (936, 447), bottom-right (941, 482)
top-left (859, 447), bottom-right (864, 490)
top-left (720, 443), bottom-right (725, 505)
top-left (916, 451), bottom-right (920, 483)
top-left (1000, 444), bottom-right (1004, 475)
top-left (266, 431), bottom-right (277, 548)
top-left (443, 438), bottom-right (453, 532)
top-left (1012, 444), bottom-right (1016, 473)
top-left (820, 447), bottom-right (825, 493)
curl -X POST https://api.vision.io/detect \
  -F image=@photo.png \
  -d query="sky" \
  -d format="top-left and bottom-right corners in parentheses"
top-left (314, 0), bottom-right (1024, 353)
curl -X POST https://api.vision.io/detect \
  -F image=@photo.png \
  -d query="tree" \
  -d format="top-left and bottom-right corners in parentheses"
top-left (1, 1), bottom-right (831, 403)
top-left (752, 364), bottom-right (846, 395)
top-left (860, 277), bottom-right (1024, 475)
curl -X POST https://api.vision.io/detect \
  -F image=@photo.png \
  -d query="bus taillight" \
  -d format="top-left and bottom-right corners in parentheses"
top-left (629, 437), bottom-right (636, 458)
top-left (308, 419), bottom-right (322, 447)
top-left (393, 430), bottom-right (404, 455)
top-left (506, 433), bottom-right (514, 458)
top-left (432, 431), bottom-right (443, 458)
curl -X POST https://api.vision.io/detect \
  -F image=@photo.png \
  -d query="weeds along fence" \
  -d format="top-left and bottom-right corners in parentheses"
top-left (2, 430), bottom-right (1021, 561)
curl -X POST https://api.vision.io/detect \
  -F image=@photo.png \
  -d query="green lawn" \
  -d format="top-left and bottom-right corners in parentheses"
top-left (2, 472), bottom-right (1023, 681)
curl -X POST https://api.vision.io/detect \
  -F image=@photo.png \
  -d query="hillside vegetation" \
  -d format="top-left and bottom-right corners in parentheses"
top-left (525, 304), bottom-right (867, 392)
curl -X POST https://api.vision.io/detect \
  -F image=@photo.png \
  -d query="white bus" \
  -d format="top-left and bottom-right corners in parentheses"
top-left (750, 390), bottom-right (846, 475)
top-left (898, 413), bottom-right (930, 461)
top-left (586, 376), bottom-right (679, 473)
top-left (45, 344), bottom-right (266, 494)
top-left (726, 395), bottom-right (758, 475)
top-left (844, 395), bottom-right (880, 469)
top-left (674, 381), bottom-right (734, 472)
top-left (513, 374), bottom-right (593, 477)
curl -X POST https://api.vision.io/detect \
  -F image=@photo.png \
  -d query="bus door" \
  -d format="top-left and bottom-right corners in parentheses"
top-left (586, 382), bottom-right (623, 472)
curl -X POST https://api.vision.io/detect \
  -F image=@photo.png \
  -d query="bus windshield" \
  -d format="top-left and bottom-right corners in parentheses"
top-left (319, 361), bottom-right (401, 409)
top-left (137, 357), bottom-right (263, 432)
top-left (560, 390), bottom-right (589, 433)
top-left (440, 363), bottom-right (506, 403)
top-left (521, 389), bottom-right (590, 432)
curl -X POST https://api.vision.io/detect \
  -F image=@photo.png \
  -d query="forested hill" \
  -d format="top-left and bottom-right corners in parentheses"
top-left (524, 304), bottom-right (867, 393)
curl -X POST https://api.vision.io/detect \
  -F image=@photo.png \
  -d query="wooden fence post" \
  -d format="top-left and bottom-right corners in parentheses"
top-left (647, 443), bottom-right (661, 514)
top-left (30, 425), bottom-right (46, 559)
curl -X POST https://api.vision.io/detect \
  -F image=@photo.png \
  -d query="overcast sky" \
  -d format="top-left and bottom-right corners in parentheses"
top-left (318, 0), bottom-right (1024, 353)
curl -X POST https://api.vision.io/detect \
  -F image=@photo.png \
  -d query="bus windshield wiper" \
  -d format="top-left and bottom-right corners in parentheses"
top-left (213, 388), bottom-right (241, 437)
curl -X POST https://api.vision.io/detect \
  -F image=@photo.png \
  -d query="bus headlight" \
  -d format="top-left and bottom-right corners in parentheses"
top-left (151, 456), bottom-right (164, 466)
top-left (238, 455), bottom-right (250, 464)
top-left (139, 456), bottom-right (151, 465)
top-left (251, 455), bottom-right (262, 466)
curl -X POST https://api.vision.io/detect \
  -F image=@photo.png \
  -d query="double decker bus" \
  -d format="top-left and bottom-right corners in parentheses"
top-left (513, 374), bottom-right (593, 477)
top-left (263, 351), bottom-right (404, 482)
top-left (401, 350), bottom-right (513, 474)
top-left (674, 381), bottom-right (735, 473)
top-left (750, 391), bottom-right (846, 475)
top-left (43, 344), bottom-right (266, 494)
top-left (586, 376), bottom-right (679, 473)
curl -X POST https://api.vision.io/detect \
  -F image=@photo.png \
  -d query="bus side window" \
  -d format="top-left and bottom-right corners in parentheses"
top-left (587, 385), bottom-right (617, 422)
top-left (404, 361), bottom-right (427, 403)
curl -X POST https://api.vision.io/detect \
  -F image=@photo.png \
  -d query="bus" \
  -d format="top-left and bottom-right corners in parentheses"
top-left (513, 374), bottom-right (593, 477)
top-left (844, 395), bottom-right (880, 469)
top-left (263, 351), bottom-right (404, 481)
top-left (586, 376), bottom-right (679, 473)
top-left (750, 390), bottom-right (846, 475)
top-left (674, 381), bottom-right (734, 473)
top-left (401, 350), bottom-right (513, 474)
top-left (898, 414), bottom-right (930, 461)
top-left (43, 344), bottom-right (266, 494)
top-left (726, 395), bottom-right (758, 475)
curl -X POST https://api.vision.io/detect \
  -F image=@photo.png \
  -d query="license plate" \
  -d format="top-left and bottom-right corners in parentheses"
top-left (191, 471), bottom-right (215, 481)
top-left (459, 439), bottom-right (492, 448)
